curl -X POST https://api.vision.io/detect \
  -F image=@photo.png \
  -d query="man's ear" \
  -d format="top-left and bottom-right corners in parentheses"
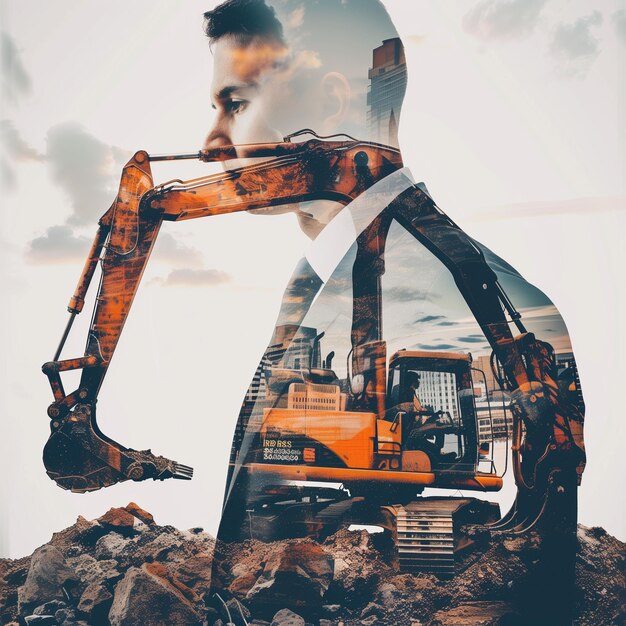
top-left (320, 72), bottom-right (351, 135)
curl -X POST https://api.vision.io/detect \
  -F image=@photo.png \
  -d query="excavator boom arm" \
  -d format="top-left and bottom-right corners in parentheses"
top-left (41, 137), bottom-right (402, 492)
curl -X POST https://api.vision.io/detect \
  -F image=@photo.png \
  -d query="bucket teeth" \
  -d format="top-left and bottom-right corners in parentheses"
top-left (43, 403), bottom-right (194, 492)
top-left (172, 463), bottom-right (194, 480)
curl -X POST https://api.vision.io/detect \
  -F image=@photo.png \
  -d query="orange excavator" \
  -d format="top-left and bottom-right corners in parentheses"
top-left (42, 132), bottom-right (586, 577)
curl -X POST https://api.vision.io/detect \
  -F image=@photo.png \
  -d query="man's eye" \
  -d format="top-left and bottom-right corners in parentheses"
top-left (226, 100), bottom-right (248, 114)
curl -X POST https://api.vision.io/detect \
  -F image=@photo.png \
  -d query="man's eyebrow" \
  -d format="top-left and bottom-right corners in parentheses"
top-left (213, 84), bottom-right (258, 101)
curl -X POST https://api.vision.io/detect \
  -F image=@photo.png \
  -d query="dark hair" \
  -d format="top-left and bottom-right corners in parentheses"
top-left (407, 372), bottom-right (421, 388)
top-left (204, 0), bottom-right (286, 45)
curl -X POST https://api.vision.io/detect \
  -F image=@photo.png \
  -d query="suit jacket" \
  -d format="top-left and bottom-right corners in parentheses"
top-left (217, 167), bottom-right (584, 530)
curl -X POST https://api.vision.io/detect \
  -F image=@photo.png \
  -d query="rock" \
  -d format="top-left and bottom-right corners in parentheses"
top-left (574, 525), bottom-right (626, 626)
top-left (18, 545), bottom-right (77, 616)
top-left (1, 557), bottom-right (30, 624)
top-left (451, 542), bottom-right (526, 604)
top-left (360, 601), bottom-right (384, 618)
top-left (54, 607), bottom-right (76, 623)
top-left (429, 601), bottom-right (517, 626)
top-left (33, 599), bottom-right (66, 614)
top-left (108, 564), bottom-right (202, 626)
top-left (94, 533), bottom-right (131, 561)
top-left (322, 604), bottom-right (341, 615)
top-left (144, 561), bottom-right (199, 604)
top-left (360, 617), bottom-right (378, 626)
top-left (24, 616), bottom-right (56, 625)
top-left (125, 502), bottom-right (156, 525)
top-left (77, 581), bottom-right (113, 621)
top-left (229, 572), bottom-right (258, 599)
top-left (323, 529), bottom-right (389, 608)
top-left (49, 516), bottom-right (105, 553)
top-left (67, 554), bottom-right (121, 586)
top-left (175, 554), bottom-right (213, 597)
top-left (133, 532), bottom-right (185, 565)
top-left (246, 541), bottom-right (333, 617)
top-left (224, 597), bottom-right (251, 626)
top-left (376, 582), bottom-right (399, 608)
top-left (270, 608), bottom-right (306, 626)
top-left (95, 527), bottom-right (183, 568)
top-left (214, 539), bottom-right (273, 583)
top-left (97, 507), bottom-right (136, 533)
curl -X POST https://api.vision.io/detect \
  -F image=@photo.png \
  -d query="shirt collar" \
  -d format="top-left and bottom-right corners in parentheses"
top-left (306, 167), bottom-right (415, 283)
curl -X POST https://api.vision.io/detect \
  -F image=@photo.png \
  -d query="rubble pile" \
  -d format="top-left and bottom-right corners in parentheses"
top-left (1, 505), bottom-right (623, 626)
top-left (0, 504), bottom-right (214, 626)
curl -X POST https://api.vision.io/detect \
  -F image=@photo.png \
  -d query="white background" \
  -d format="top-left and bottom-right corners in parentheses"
top-left (1, 0), bottom-right (624, 557)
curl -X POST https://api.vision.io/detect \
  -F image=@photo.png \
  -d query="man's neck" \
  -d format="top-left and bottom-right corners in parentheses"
top-left (296, 200), bottom-right (345, 240)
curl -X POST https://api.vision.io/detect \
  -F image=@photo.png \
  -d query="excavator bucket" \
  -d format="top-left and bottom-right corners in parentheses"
top-left (43, 403), bottom-right (193, 493)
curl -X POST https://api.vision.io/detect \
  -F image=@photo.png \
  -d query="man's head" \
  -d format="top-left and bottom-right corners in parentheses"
top-left (407, 371), bottom-right (421, 391)
top-left (203, 0), bottom-right (406, 153)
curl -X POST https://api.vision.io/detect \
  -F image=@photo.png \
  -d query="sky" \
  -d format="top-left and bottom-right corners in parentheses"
top-left (1, 0), bottom-right (624, 557)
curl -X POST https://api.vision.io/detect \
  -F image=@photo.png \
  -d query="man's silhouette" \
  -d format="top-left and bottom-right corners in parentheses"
top-left (202, 2), bottom-right (584, 622)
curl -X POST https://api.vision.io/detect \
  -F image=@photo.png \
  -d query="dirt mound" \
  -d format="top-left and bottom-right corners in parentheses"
top-left (1, 506), bottom-right (623, 626)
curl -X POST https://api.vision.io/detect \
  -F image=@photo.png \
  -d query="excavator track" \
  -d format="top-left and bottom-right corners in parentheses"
top-left (396, 503), bottom-right (456, 575)
top-left (395, 497), bottom-right (500, 576)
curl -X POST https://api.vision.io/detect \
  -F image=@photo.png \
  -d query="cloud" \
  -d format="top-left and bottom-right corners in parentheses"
top-left (416, 314), bottom-right (445, 323)
top-left (25, 225), bottom-right (91, 264)
top-left (1, 31), bottom-right (32, 105)
top-left (151, 233), bottom-right (203, 267)
top-left (286, 5), bottom-right (305, 29)
top-left (463, 0), bottom-right (547, 41)
top-left (1, 120), bottom-right (42, 161)
top-left (385, 286), bottom-right (436, 303)
top-left (549, 11), bottom-right (603, 77)
top-left (157, 268), bottom-right (231, 287)
top-left (457, 335), bottom-right (487, 344)
top-left (45, 122), bottom-right (129, 226)
top-left (437, 321), bottom-right (457, 327)
top-left (415, 343), bottom-right (456, 351)
top-left (613, 10), bottom-right (626, 44)
top-left (21, 123), bottom-right (205, 267)
top-left (23, 123), bottom-right (126, 264)
top-left (1, 120), bottom-right (43, 190)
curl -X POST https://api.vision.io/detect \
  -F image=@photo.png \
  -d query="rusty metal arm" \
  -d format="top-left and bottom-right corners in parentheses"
top-left (41, 138), bottom-right (402, 493)
top-left (150, 139), bottom-right (401, 221)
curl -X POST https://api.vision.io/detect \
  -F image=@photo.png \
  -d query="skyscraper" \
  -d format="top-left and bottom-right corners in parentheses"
top-left (367, 38), bottom-right (407, 146)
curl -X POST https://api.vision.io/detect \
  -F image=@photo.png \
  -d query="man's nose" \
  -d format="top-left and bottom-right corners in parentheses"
top-left (203, 115), bottom-right (232, 151)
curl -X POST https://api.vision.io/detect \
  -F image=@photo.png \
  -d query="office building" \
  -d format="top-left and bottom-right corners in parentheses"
top-left (367, 38), bottom-right (407, 146)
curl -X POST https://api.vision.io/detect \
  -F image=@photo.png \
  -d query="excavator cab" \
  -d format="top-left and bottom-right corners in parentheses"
top-left (381, 350), bottom-right (483, 474)
top-left (246, 339), bottom-right (503, 498)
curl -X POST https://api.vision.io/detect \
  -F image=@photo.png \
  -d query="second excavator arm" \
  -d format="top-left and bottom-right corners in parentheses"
top-left (349, 183), bottom-right (586, 534)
